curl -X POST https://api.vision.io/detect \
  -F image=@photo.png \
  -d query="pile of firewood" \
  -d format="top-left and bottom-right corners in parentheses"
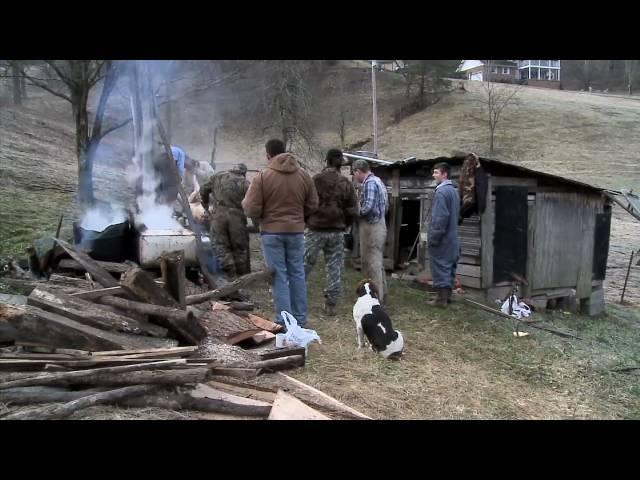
top-left (0, 238), bottom-right (371, 420)
top-left (0, 344), bottom-right (358, 420)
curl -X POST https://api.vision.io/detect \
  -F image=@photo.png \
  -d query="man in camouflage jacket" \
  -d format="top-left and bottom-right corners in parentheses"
top-left (201, 164), bottom-right (251, 279)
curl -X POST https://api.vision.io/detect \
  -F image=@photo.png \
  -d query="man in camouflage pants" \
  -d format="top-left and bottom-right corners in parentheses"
top-left (304, 149), bottom-right (358, 315)
top-left (201, 164), bottom-right (251, 279)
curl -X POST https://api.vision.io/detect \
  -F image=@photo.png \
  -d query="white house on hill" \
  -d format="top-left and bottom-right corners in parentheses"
top-left (458, 60), bottom-right (562, 88)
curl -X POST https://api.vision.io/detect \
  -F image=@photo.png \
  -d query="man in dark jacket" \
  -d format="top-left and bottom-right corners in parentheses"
top-left (304, 149), bottom-right (358, 316)
top-left (242, 139), bottom-right (319, 327)
top-left (428, 162), bottom-right (460, 307)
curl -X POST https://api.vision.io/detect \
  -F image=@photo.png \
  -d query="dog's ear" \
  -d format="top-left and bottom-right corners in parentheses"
top-left (367, 280), bottom-right (379, 299)
top-left (356, 279), bottom-right (379, 298)
top-left (355, 278), bottom-right (370, 297)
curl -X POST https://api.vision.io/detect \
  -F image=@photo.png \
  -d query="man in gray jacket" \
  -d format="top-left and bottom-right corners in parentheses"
top-left (428, 162), bottom-right (460, 307)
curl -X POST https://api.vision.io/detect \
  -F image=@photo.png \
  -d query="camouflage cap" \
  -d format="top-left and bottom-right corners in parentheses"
top-left (230, 163), bottom-right (248, 175)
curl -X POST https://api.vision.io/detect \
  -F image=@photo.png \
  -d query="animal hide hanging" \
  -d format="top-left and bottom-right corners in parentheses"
top-left (458, 153), bottom-right (488, 223)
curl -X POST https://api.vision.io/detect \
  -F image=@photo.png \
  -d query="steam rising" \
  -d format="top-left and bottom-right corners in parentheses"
top-left (80, 203), bottom-right (127, 232)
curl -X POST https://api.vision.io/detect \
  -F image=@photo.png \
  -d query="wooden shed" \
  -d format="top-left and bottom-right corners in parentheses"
top-left (353, 155), bottom-right (613, 315)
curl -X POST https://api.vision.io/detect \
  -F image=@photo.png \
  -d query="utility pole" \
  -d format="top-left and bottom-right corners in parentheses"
top-left (371, 60), bottom-right (378, 156)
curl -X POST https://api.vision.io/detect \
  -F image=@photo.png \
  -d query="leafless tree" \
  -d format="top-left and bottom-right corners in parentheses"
top-left (7, 60), bottom-right (126, 207)
top-left (258, 61), bottom-right (319, 160)
top-left (471, 79), bottom-right (521, 154)
top-left (5, 60), bottom-right (245, 206)
top-left (625, 60), bottom-right (638, 96)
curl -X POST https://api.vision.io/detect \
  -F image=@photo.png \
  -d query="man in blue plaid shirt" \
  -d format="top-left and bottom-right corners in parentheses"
top-left (352, 159), bottom-right (389, 303)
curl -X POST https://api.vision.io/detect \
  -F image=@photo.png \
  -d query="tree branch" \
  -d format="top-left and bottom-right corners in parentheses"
top-left (10, 62), bottom-right (72, 103)
top-left (88, 60), bottom-right (106, 87)
top-left (89, 61), bottom-right (118, 143)
top-left (44, 60), bottom-right (74, 87)
top-left (98, 117), bottom-right (134, 139)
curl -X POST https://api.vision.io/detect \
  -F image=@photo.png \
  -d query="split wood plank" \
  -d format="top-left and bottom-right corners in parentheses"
top-left (57, 259), bottom-right (135, 274)
top-left (267, 389), bottom-right (329, 420)
top-left (1, 304), bottom-right (178, 352)
top-left (2, 384), bottom-right (159, 420)
top-left (0, 359), bottom-right (187, 390)
top-left (276, 372), bottom-right (371, 420)
top-left (185, 268), bottom-right (273, 305)
top-left (28, 287), bottom-right (168, 338)
top-left (53, 239), bottom-right (120, 288)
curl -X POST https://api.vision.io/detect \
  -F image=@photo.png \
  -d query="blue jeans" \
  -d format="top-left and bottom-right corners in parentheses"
top-left (261, 233), bottom-right (308, 327)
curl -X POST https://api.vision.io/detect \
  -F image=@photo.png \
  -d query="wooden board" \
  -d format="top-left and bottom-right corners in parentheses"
top-left (224, 329), bottom-right (262, 345)
top-left (480, 174), bottom-right (493, 288)
top-left (531, 192), bottom-right (599, 294)
top-left (0, 358), bottom-right (188, 370)
top-left (90, 346), bottom-right (197, 357)
top-left (246, 314), bottom-right (283, 333)
top-left (190, 383), bottom-right (272, 408)
top-left (57, 259), bottom-right (133, 274)
top-left (200, 310), bottom-right (262, 338)
top-left (71, 287), bottom-right (126, 300)
top-left (456, 264), bottom-right (481, 278)
top-left (268, 390), bottom-right (329, 420)
top-left (54, 239), bottom-right (120, 288)
top-left (459, 255), bottom-right (481, 266)
top-left (206, 380), bottom-right (277, 403)
top-left (0, 304), bottom-right (178, 352)
top-left (250, 331), bottom-right (276, 345)
top-left (275, 372), bottom-right (371, 419)
top-left (457, 275), bottom-right (482, 289)
top-left (257, 346), bottom-right (306, 361)
top-left (27, 287), bottom-right (167, 338)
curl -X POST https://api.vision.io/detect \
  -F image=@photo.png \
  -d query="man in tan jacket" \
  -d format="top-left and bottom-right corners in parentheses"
top-left (242, 139), bottom-right (318, 327)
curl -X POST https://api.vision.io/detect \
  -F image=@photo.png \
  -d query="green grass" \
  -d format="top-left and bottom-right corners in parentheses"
top-left (0, 184), bottom-right (75, 261)
top-left (245, 251), bottom-right (640, 419)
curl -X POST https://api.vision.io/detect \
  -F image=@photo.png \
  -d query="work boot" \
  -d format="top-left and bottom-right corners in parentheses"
top-left (429, 288), bottom-right (448, 308)
top-left (324, 300), bottom-right (337, 317)
top-left (446, 288), bottom-right (453, 304)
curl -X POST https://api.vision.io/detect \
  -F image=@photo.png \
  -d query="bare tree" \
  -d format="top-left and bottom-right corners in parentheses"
top-left (625, 60), bottom-right (638, 96)
top-left (259, 61), bottom-right (318, 158)
top-left (5, 60), bottom-right (244, 207)
top-left (210, 124), bottom-right (222, 168)
top-left (329, 70), bottom-right (350, 149)
top-left (471, 79), bottom-right (521, 154)
top-left (8, 60), bottom-right (125, 207)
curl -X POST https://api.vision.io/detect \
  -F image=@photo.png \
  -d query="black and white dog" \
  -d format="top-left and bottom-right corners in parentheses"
top-left (352, 279), bottom-right (404, 359)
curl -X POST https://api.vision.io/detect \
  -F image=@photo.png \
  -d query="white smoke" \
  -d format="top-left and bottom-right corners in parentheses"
top-left (129, 108), bottom-right (183, 231)
top-left (137, 195), bottom-right (182, 230)
top-left (80, 203), bottom-right (128, 232)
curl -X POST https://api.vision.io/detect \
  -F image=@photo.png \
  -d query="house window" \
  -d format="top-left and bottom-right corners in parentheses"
top-left (491, 66), bottom-right (498, 74)
top-left (502, 67), bottom-right (510, 74)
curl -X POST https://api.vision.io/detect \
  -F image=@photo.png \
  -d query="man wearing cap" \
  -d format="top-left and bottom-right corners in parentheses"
top-left (304, 149), bottom-right (358, 316)
top-left (201, 163), bottom-right (251, 279)
top-left (352, 158), bottom-right (389, 303)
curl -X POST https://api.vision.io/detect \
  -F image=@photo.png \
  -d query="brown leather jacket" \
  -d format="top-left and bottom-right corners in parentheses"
top-left (306, 167), bottom-right (358, 231)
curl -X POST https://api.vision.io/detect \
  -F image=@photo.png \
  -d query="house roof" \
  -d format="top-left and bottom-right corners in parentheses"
top-left (458, 60), bottom-right (518, 72)
top-left (370, 155), bottom-right (609, 194)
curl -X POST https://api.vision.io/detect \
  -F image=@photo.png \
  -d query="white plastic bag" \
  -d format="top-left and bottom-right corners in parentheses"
top-left (281, 311), bottom-right (321, 355)
top-left (500, 295), bottom-right (532, 320)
